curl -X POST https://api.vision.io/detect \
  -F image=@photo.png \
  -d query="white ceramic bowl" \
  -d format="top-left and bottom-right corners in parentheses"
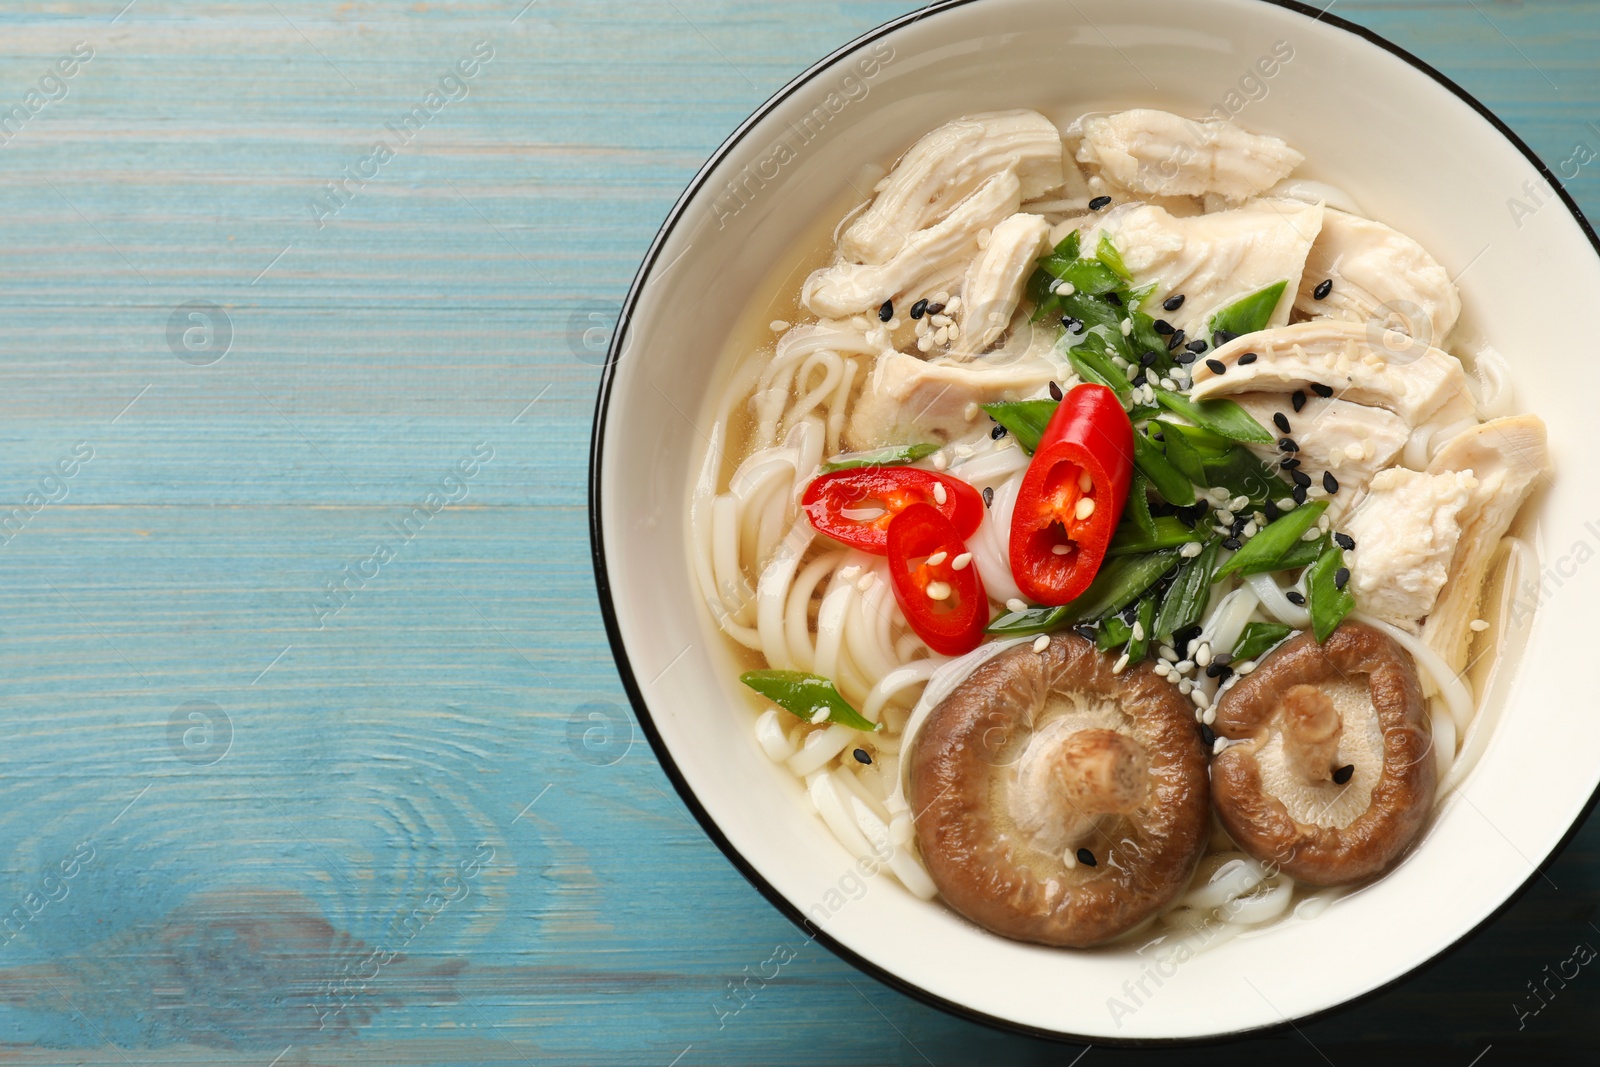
top-left (591, 0), bottom-right (1600, 1042)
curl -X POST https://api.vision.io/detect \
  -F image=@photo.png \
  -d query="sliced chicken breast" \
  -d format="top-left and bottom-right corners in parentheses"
top-left (1344, 467), bottom-right (1478, 630)
top-left (1421, 415), bottom-right (1549, 672)
top-left (1294, 208), bottom-right (1461, 347)
top-left (953, 213), bottom-right (1053, 359)
top-left (1229, 393), bottom-right (1409, 505)
top-left (1076, 109), bottom-right (1303, 203)
top-left (1077, 199), bottom-right (1323, 336)
top-left (839, 110), bottom-right (1064, 265)
top-left (803, 171), bottom-right (1022, 319)
top-left (844, 349), bottom-right (1056, 449)
top-left (1189, 320), bottom-right (1471, 427)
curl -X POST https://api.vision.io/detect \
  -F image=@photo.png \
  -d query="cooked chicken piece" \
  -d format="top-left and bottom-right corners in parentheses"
top-left (1229, 393), bottom-right (1408, 504)
top-left (839, 110), bottom-right (1064, 265)
top-left (1076, 109), bottom-right (1303, 203)
top-left (1189, 320), bottom-right (1471, 427)
top-left (1294, 209), bottom-right (1461, 346)
top-left (803, 171), bottom-right (1022, 319)
top-left (1076, 199), bottom-right (1322, 336)
top-left (844, 349), bottom-right (1056, 449)
top-left (952, 213), bottom-right (1053, 359)
top-left (1344, 467), bottom-right (1478, 630)
top-left (1422, 415), bottom-right (1549, 672)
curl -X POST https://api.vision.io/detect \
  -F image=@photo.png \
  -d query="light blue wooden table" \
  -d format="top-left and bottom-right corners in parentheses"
top-left (2, 1), bottom-right (1598, 1064)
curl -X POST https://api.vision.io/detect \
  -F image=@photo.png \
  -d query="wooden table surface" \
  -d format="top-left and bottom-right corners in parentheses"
top-left (1, 1), bottom-right (1597, 1063)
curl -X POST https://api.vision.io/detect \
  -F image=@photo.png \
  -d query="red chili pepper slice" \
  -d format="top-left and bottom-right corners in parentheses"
top-left (886, 502), bottom-right (988, 656)
top-left (802, 467), bottom-right (984, 555)
top-left (1008, 383), bottom-right (1135, 606)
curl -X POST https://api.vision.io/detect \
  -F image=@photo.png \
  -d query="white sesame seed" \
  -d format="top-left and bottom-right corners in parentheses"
top-left (1203, 706), bottom-right (1218, 725)
top-left (1213, 525), bottom-right (1232, 537)
top-left (1216, 508), bottom-right (1235, 525)
top-left (1006, 598), bottom-right (1029, 613)
top-left (926, 581), bottom-right (952, 601)
top-left (1178, 679), bottom-right (1194, 695)
top-left (932, 452), bottom-right (949, 471)
top-left (1175, 660), bottom-right (1193, 673)
top-left (948, 323), bottom-right (961, 341)
top-left (1051, 544), bottom-right (1071, 555)
top-left (856, 573), bottom-right (875, 592)
top-left (934, 291), bottom-right (950, 304)
top-left (1112, 355), bottom-right (1130, 370)
top-left (931, 313), bottom-right (952, 328)
top-left (810, 706), bottom-right (830, 724)
top-left (1229, 495), bottom-right (1250, 512)
top-left (1063, 848), bottom-right (1077, 869)
top-left (1125, 362), bottom-right (1140, 382)
top-left (946, 296), bottom-right (962, 313)
top-left (934, 326), bottom-right (950, 345)
top-left (1160, 377), bottom-right (1177, 391)
top-left (1242, 522), bottom-right (1258, 538)
top-left (1318, 514), bottom-right (1331, 532)
top-left (933, 482), bottom-right (948, 505)
top-left (1236, 659), bottom-right (1257, 674)
top-left (1075, 498), bottom-right (1096, 520)
top-left (1121, 319), bottom-right (1133, 336)
top-left (1276, 498), bottom-right (1296, 511)
top-left (917, 336), bottom-right (934, 352)
top-left (1056, 281), bottom-right (1075, 296)
top-left (952, 552), bottom-right (972, 571)
top-left (1180, 542), bottom-right (1203, 558)
top-left (926, 551), bottom-right (948, 567)
top-left (770, 319), bottom-right (790, 332)
top-left (1195, 643), bottom-right (1212, 667)
top-left (1032, 635), bottom-right (1050, 653)
top-left (838, 565), bottom-right (861, 581)
top-left (1213, 736), bottom-right (1228, 755)
top-left (1301, 528), bottom-right (1322, 541)
top-left (1470, 619), bottom-right (1491, 632)
top-left (1159, 645), bottom-right (1178, 661)
top-left (887, 318), bottom-right (901, 330)
top-left (1112, 652), bottom-right (1131, 674)
top-left (1078, 470), bottom-right (1094, 492)
top-left (1132, 621), bottom-right (1145, 641)
top-left (1192, 688), bottom-right (1211, 709)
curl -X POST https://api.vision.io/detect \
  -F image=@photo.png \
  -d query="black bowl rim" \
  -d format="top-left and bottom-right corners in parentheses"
top-left (587, 0), bottom-right (1600, 1047)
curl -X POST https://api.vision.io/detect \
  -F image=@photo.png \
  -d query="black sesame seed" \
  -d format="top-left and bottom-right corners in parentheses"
top-left (1222, 536), bottom-right (1242, 551)
top-left (1290, 469), bottom-right (1311, 488)
top-left (1273, 413), bottom-right (1291, 433)
top-left (1263, 500), bottom-right (1281, 521)
top-left (1166, 329), bottom-right (1187, 351)
top-left (1088, 195), bottom-right (1113, 211)
top-left (1213, 653), bottom-right (1232, 667)
top-left (1179, 624), bottom-right (1205, 643)
top-left (1280, 457), bottom-right (1301, 470)
top-left (1105, 291), bottom-right (1123, 306)
top-left (1163, 294), bottom-right (1186, 312)
top-left (991, 424), bottom-right (1008, 440)
top-left (1131, 374), bottom-right (1147, 388)
top-left (910, 298), bottom-right (929, 320)
top-left (1175, 351), bottom-right (1198, 365)
top-left (878, 300), bottom-right (894, 322)
top-left (852, 748), bottom-right (873, 765)
top-left (1200, 723), bottom-right (1217, 747)
top-left (1062, 316), bottom-right (1084, 334)
top-left (1049, 380), bottom-right (1064, 401)
top-left (1286, 591), bottom-right (1307, 606)
top-left (1213, 329), bottom-right (1239, 347)
top-left (1207, 663), bottom-right (1234, 681)
top-left (1077, 847), bottom-right (1099, 867)
top-left (1335, 567), bottom-right (1351, 591)
top-left (1313, 278), bottom-right (1334, 301)
top-left (926, 302), bottom-right (946, 316)
top-left (1291, 390), bottom-right (1307, 413)
top-left (1139, 351), bottom-right (1160, 368)
top-left (1205, 359), bottom-right (1227, 375)
top-left (1292, 483), bottom-right (1308, 505)
top-left (1186, 339), bottom-right (1209, 354)
top-left (1334, 532), bottom-right (1356, 551)
top-left (1332, 763), bottom-right (1355, 785)
top-left (982, 486), bottom-right (995, 508)
top-left (1154, 319), bottom-right (1176, 335)
top-left (1310, 383), bottom-right (1334, 398)
top-left (1238, 351), bottom-right (1258, 366)
top-left (1278, 437), bottom-right (1299, 452)
top-left (1323, 471), bottom-right (1340, 494)
top-left (1072, 624), bottom-right (1099, 643)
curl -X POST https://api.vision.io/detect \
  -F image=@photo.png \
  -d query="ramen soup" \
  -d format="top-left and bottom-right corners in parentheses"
top-left (688, 107), bottom-right (1548, 949)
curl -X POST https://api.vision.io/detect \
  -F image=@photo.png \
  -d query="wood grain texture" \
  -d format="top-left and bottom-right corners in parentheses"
top-left (1, 1), bottom-right (1598, 1064)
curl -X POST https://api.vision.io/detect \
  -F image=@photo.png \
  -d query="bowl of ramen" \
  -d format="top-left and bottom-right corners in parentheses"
top-left (590, 0), bottom-right (1600, 1042)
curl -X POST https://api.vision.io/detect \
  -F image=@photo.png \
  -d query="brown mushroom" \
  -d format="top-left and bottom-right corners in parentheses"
top-left (1211, 622), bottom-right (1436, 886)
top-left (909, 633), bottom-right (1210, 947)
